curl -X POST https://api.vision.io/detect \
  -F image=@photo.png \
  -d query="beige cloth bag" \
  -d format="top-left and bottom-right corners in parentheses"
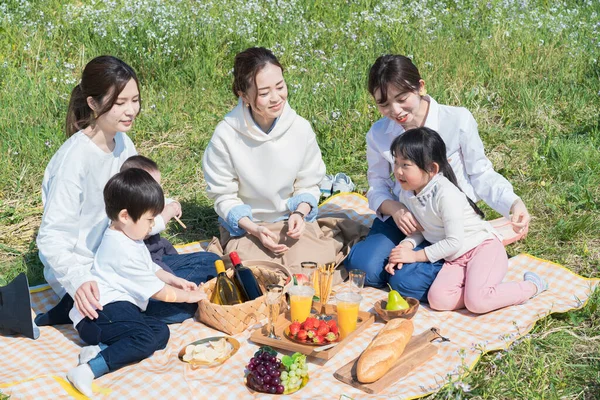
top-left (206, 215), bottom-right (369, 285)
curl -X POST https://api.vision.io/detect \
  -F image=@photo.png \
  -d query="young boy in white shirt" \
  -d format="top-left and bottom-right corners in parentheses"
top-left (67, 168), bottom-right (207, 397)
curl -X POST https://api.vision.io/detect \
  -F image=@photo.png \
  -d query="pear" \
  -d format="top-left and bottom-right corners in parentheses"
top-left (385, 283), bottom-right (409, 311)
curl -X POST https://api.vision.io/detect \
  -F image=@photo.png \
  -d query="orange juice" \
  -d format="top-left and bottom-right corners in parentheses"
top-left (288, 286), bottom-right (315, 322)
top-left (335, 292), bottom-right (362, 339)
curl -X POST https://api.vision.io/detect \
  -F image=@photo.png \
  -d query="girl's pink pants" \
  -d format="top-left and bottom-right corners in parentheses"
top-left (427, 238), bottom-right (536, 314)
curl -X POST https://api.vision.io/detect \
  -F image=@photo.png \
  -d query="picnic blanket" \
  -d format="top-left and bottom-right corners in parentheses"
top-left (1, 193), bottom-right (598, 399)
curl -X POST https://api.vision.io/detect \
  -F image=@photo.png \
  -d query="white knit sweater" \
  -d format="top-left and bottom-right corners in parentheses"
top-left (202, 99), bottom-right (325, 230)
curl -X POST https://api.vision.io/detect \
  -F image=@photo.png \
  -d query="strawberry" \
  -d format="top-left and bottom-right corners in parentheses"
top-left (316, 324), bottom-right (330, 336)
top-left (325, 332), bottom-right (338, 342)
top-left (296, 329), bottom-right (308, 341)
top-left (306, 329), bottom-right (316, 339)
top-left (313, 335), bottom-right (325, 344)
top-left (303, 317), bottom-right (316, 330)
top-left (330, 324), bottom-right (339, 335)
top-left (326, 320), bottom-right (337, 329)
top-left (289, 321), bottom-right (301, 336)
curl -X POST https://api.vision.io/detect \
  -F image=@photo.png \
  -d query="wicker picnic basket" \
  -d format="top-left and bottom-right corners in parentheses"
top-left (197, 260), bottom-right (292, 335)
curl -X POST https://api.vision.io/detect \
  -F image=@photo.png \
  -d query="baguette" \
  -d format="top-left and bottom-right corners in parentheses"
top-left (356, 318), bottom-right (414, 383)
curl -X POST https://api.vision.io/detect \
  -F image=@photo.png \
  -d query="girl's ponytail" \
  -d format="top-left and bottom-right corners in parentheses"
top-left (65, 83), bottom-right (91, 137)
top-left (390, 127), bottom-right (485, 219)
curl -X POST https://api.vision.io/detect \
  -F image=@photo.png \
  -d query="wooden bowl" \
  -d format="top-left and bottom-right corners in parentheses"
top-left (373, 297), bottom-right (420, 321)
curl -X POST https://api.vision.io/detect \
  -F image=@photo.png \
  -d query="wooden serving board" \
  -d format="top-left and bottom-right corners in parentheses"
top-left (333, 327), bottom-right (439, 394)
top-left (249, 303), bottom-right (374, 361)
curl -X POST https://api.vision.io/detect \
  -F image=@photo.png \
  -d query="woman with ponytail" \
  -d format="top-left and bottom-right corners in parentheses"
top-left (387, 127), bottom-right (546, 314)
top-left (36, 56), bottom-right (140, 324)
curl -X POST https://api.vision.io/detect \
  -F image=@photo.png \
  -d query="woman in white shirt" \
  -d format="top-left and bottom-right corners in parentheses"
top-left (345, 54), bottom-right (531, 302)
top-left (203, 47), bottom-right (341, 268)
top-left (36, 56), bottom-right (140, 326)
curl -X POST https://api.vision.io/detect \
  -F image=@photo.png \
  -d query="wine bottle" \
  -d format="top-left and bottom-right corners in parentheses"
top-left (210, 260), bottom-right (244, 305)
top-left (229, 252), bottom-right (263, 301)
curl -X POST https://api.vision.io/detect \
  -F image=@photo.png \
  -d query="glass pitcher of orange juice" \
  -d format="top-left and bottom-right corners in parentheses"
top-left (335, 292), bottom-right (362, 339)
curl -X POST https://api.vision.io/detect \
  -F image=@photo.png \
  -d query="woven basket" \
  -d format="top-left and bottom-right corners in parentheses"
top-left (197, 260), bottom-right (292, 335)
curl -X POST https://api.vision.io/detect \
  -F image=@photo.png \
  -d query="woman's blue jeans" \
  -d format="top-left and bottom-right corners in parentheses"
top-left (344, 217), bottom-right (443, 302)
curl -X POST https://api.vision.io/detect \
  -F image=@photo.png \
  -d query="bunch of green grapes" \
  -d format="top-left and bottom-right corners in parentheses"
top-left (280, 353), bottom-right (308, 393)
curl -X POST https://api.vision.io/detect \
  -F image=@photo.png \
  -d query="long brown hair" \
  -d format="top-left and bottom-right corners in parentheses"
top-left (232, 47), bottom-right (283, 107)
top-left (368, 55), bottom-right (422, 104)
top-left (65, 56), bottom-right (140, 137)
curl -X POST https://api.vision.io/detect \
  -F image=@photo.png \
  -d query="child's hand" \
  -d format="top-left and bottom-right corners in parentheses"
top-left (171, 277), bottom-right (197, 291)
top-left (389, 245), bottom-right (418, 264)
top-left (186, 287), bottom-right (208, 303)
top-left (161, 201), bottom-right (182, 224)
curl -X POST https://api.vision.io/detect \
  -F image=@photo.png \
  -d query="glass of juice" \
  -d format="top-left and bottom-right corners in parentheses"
top-left (288, 285), bottom-right (315, 323)
top-left (335, 291), bottom-right (362, 339)
top-left (265, 284), bottom-right (284, 339)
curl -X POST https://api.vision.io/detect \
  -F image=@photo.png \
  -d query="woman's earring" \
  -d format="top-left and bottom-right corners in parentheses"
top-left (419, 88), bottom-right (427, 96)
top-left (245, 103), bottom-right (250, 108)
top-left (93, 111), bottom-right (98, 119)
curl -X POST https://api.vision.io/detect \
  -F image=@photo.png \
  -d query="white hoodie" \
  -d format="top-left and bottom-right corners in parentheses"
top-left (202, 99), bottom-right (325, 233)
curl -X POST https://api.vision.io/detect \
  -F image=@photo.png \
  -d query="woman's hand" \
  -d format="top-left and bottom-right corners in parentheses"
top-left (162, 201), bottom-right (182, 223)
top-left (510, 198), bottom-right (531, 234)
top-left (255, 226), bottom-right (289, 254)
top-left (391, 208), bottom-right (422, 236)
top-left (74, 281), bottom-right (102, 319)
top-left (287, 213), bottom-right (305, 239)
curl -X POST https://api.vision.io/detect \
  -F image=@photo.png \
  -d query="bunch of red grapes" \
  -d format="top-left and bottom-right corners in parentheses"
top-left (245, 348), bottom-right (285, 394)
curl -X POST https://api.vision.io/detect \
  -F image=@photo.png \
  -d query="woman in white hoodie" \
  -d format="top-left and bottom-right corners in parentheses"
top-left (202, 47), bottom-right (335, 268)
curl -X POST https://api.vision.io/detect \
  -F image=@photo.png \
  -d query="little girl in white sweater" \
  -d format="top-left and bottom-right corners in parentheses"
top-left (385, 127), bottom-right (547, 314)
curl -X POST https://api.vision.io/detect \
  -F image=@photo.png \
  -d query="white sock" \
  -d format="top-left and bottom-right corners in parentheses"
top-left (67, 364), bottom-right (94, 398)
top-left (79, 345), bottom-right (102, 365)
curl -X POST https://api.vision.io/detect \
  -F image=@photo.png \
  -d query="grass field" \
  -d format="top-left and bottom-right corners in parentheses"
top-left (1, 0), bottom-right (599, 397)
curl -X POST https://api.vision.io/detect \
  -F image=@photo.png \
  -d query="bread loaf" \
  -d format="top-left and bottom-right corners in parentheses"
top-left (356, 318), bottom-right (414, 383)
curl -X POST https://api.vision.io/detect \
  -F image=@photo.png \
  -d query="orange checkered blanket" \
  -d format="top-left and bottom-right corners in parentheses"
top-left (1, 193), bottom-right (598, 399)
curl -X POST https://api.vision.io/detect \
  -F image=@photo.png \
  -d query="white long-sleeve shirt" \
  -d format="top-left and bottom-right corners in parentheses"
top-left (399, 174), bottom-right (498, 262)
top-left (37, 131), bottom-right (137, 297)
top-left (202, 98), bottom-right (325, 234)
top-left (366, 96), bottom-right (519, 220)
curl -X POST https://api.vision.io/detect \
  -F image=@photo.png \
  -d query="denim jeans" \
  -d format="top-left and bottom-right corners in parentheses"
top-left (344, 217), bottom-right (443, 302)
top-left (144, 251), bottom-right (220, 324)
top-left (76, 301), bottom-right (170, 378)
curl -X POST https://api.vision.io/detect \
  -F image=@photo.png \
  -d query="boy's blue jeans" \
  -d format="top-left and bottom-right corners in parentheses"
top-left (144, 251), bottom-right (221, 324)
top-left (344, 217), bottom-right (443, 302)
top-left (76, 301), bottom-right (170, 377)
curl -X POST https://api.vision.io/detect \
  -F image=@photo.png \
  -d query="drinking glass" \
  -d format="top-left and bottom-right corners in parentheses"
top-left (300, 261), bottom-right (318, 289)
top-left (288, 285), bottom-right (315, 323)
top-left (349, 269), bottom-right (366, 293)
top-left (335, 291), bottom-right (362, 339)
top-left (265, 284), bottom-right (284, 339)
top-left (316, 266), bottom-right (335, 320)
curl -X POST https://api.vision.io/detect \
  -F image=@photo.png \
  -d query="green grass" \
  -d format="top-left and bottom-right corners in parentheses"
top-left (1, 0), bottom-right (599, 398)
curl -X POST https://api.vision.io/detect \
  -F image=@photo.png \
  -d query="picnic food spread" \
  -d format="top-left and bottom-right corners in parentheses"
top-left (356, 319), bottom-right (415, 383)
top-left (181, 337), bottom-right (235, 365)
